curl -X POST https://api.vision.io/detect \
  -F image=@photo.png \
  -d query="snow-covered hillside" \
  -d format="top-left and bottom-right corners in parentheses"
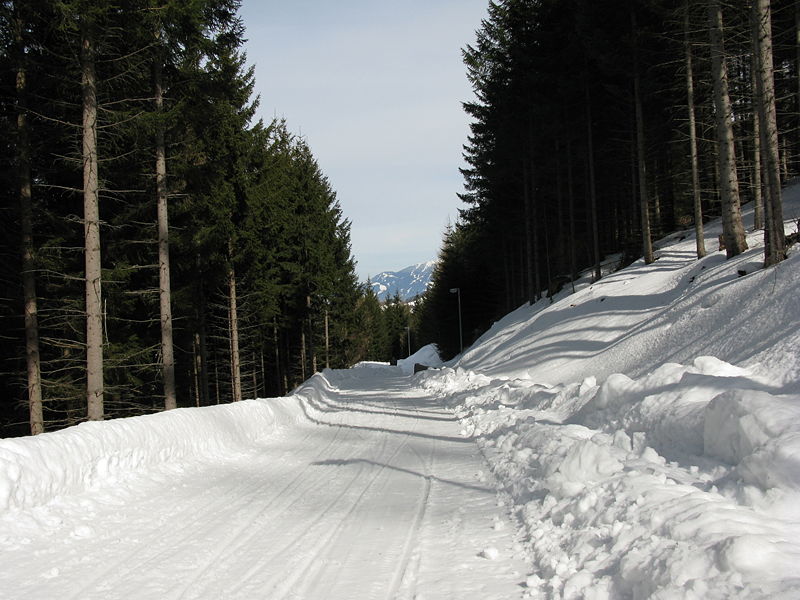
top-left (1, 187), bottom-right (799, 598)
top-left (369, 260), bottom-right (435, 302)
top-left (420, 184), bottom-right (800, 598)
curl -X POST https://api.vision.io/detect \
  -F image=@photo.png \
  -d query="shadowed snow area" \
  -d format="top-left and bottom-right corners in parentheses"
top-left (2, 187), bottom-right (800, 598)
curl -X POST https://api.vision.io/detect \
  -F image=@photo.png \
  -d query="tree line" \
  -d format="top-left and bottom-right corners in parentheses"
top-left (0, 0), bottom-right (389, 436)
top-left (417, 0), bottom-right (795, 360)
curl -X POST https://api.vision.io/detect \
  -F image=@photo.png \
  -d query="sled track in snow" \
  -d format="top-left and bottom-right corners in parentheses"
top-left (260, 430), bottom-right (411, 599)
top-left (384, 439), bottom-right (435, 600)
top-left (64, 422), bottom-right (337, 600)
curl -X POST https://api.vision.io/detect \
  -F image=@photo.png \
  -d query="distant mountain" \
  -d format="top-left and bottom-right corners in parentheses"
top-left (369, 261), bottom-right (436, 302)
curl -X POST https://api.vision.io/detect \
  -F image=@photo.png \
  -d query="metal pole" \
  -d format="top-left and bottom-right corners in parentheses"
top-left (405, 326), bottom-right (411, 357)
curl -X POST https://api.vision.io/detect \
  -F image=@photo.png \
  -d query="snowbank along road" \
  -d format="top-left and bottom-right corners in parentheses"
top-left (0, 367), bottom-right (527, 600)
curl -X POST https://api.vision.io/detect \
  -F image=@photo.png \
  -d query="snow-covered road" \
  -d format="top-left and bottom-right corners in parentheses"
top-left (1, 369), bottom-right (526, 600)
top-left (6, 190), bottom-right (800, 599)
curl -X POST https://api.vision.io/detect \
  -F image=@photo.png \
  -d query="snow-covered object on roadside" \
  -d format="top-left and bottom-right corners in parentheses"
top-left (351, 360), bottom-right (391, 369)
top-left (397, 343), bottom-right (443, 374)
top-left (0, 397), bottom-right (305, 513)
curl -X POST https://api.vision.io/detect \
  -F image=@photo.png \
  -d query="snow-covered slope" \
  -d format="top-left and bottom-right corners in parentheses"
top-left (458, 194), bottom-right (800, 385)
top-left (413, 184), bottom-right (800, 597)
top-left (369, 260), bottom-right (435, 302)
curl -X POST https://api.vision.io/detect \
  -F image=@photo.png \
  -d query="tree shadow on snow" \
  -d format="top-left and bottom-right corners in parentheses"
top-left (311, 458), bottom-right (495, 494)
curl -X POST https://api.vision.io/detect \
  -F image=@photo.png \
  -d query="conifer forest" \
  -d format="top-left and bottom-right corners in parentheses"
top-left (416, 0), bottom-right (795, 359)
top-left (0, 0), bottom-right (389, 436)
top-left (2, 0), bottom-right (797, 436)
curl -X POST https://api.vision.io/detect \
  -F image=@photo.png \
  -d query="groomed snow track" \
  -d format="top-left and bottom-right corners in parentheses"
top-left (0, 368), bottom-right (526, 600)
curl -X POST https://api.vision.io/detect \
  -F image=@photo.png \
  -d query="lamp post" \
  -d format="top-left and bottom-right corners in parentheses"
top-left (449, 287), bottom-right (463, 354)
top-left (405, 326), bottom-right (411, 358)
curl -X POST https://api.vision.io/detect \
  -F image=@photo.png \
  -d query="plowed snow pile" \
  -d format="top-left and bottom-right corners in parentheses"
top-left (416, 186), bottom-right (800, 598)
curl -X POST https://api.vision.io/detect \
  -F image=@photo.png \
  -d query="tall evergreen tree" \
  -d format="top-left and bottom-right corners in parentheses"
top-left (708, 0), bottom-right (748, 258)
top-left (752, 0), bottom-right (786, 266)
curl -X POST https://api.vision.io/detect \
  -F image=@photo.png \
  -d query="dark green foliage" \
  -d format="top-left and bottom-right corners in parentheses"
top-left (0, 0), bottom-right (364, 435)
top-left (383, 292), bottom-right (412, 361)
top-left (416, 0), bottom-right (799, 358)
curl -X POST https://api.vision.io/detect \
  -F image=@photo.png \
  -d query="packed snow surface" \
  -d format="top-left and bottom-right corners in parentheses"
top-left (0, 370), bottom-right (527, 599)
top-left (2, 187), bottom-right (800, 598)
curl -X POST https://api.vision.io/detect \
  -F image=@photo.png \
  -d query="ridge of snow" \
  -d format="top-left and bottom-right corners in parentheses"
top-left (0, 397), bottom-right (305, 512)
top-left (409, 183), bottom-right (800, 597)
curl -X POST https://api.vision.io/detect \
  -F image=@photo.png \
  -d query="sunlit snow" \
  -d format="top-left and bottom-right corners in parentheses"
top-left (2, 186), bottom-right (800, 598)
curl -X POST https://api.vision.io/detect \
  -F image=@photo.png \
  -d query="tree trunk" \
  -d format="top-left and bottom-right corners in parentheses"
top-left (227, 244), bottom-right (242, 402)
top-left (502, 239), bottom-right (512, 312)
top-left (554, 138), bottom-right (567, 279)
top-left (192, 332), bottom-right (206, 406)
top-left (708, 0), bottom-right (748, 258)
top-left (795, 2), bottom-right (800, 175)
top-left (300, 330), bottom-right (307, 382)
top-left (273, 319), bottom-right (282, 395)
top-left (531, 162), bottom-right (541, 301)
top-left (585, 82), bottom-right (601, 281)
top-left (251, 352), bottom-right (257, 399)
top-left (566, 138), bottom-right (577, 291)
top-left (633, 9), bottom-right (654, 265)
top-left (192, 333), bottom-right (200, 407)
top-left (14, 5), bottom-right (44, 435)
top-left (153, 56), bottom-right (177, 410)
top-left (81, 18), bottom-right (104, 420)
top-left (526, 116), bottom-right (542, 302)
top-left (752, 0), bottom-right (786, 266)
top-left (751, 66), bottom-right (765, 231)
top-left (522, 160), bottom-right (535, 304)
top-left (196, 258), bottom-right (210, 406)
top-left (306, 295), bottom-right (316, 374)
top-left (213, 349), bottom-right (220, 404)
top-left (324, 309), bottom-right (330, 369)
top-left (260, 345), bottom-right (266, 395)
top-left (684, 2), bottom-right (707, 258)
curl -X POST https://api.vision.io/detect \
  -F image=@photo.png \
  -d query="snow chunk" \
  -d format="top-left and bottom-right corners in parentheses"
top-left (554, 438), bottom-right (623, 492)
top-left (704, 390), bottom-right (800, 490)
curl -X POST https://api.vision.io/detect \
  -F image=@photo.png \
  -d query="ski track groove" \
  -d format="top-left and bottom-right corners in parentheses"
top-left (62, 470), bottom-right (275, 600)
top-left (62, 422), bottom-right (332, 600)
top-left (262, 406), bottom-right (414, 600)
top-left (386, 426), bottom-right (436, 600)
top-left (58, 386), bottom-right (484, 600)
top-left (261, 438), bottom-right (411, 599)
top-left (188, 412), bottom-right (401, 599)
top-left (167, 426), bottom-right (360, 600)
top-left (179, 432), bottom-right (378, 599)
top-left (286, 395), bottom-right (435, 600)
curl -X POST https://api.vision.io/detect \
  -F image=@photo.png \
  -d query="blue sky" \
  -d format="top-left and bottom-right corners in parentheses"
top-left (237, 1), bottom-right (488, 280)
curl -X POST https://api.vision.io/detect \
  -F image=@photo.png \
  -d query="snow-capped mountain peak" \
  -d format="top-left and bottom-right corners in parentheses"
top-left (369, 260), bottom-right (436, 302)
